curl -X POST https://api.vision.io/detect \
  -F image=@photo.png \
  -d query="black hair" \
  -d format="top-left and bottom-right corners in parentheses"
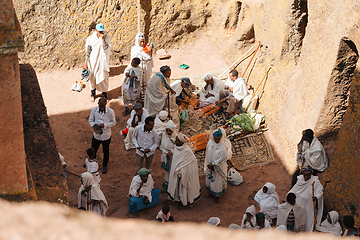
top-left (145, 116), bottom-right (155, 124)
top-left (343, 215), bottom-right (355, 228)
top-left (162, 204), bottom-right (170, 214)
top-left (87, 147), bottom-right (95, 158)
top-left (132, 57), bottom-right (141, 65)
top-left (98, 97), bottom-right (107, 104)
top-left (287, 192), bottom-right (296, 202)
top-left (229, 69), bottom-right (238, 78)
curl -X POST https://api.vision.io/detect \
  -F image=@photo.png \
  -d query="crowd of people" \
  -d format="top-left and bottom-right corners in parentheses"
top-left (77, 23), bottom-right (358, 236)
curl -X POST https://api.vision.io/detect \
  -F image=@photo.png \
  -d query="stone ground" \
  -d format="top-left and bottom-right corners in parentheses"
top-left (36, 38), bottom-right (291, 227)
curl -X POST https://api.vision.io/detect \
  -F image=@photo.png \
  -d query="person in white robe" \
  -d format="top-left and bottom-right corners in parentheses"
top-left (84, 147), bottom-right (101, 184)
top-left (171, 77), bottom-right (192, 106)
top-left (241, 205), bottom-right (257, 229)
top-left (167, 133), bottom-right (201, 206)
top-left (317, 211), bottom-right (342, 236)
top-left (154, 110), bottom-right (168, 138)
top-left (123, 103), bottom-right (149, 150)
top-left (254, 182), bottom-right (279, 224)
top-left (131, 32), bottom-right (154, 94)
top-left (159, 120), bottom-right (176, 191)
top-left (84, 23), bottom-right (111, 101)
top-left (78, 172), bottom-right (108, 216)
top-left (290, 166), bottom-right (324, 232)
top-left (122, 57), bottom-right (142, 116)
top-left (144, 65), bottom-right (175, 117)
top-left (199, 74), bottom-right (224, 107)
top-left (204, 128), bottom-right (231, 198)
top-left (128, 168), bottom-right (160, 214)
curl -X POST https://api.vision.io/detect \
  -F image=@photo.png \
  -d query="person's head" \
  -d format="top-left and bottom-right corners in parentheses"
top-left (212, 129), bottom-right (223, 143)
top-left (302, 166), bottom-right (313, 181)
top-left (262, 186), bottom-right (268, 193)
top-left (95, 23), bottom-right (105, 34)
top-left (165, 120), bottom-right (176, 136)
top-left (138, 168), bottom-right (152, 182)
top-left (98, 97), bottom-right (107, 111)
top-left (246, 205), bottom-right (256, 218)
top-left (144, 116), bottom-right (155, 131)
top-left (256, 212), bottom-right (266, 227)
top-left (162, 204), bottom-right (170, 215)
top-left (286, 192), bottom-right (296, 205)
top-left (180, 77), bottom-right (192, 88)
top-left (160, 65), bottom-right (171, 78)
top-left (229, 69), bottom-right (238, 81)
top-left (343, 215), bottom-right (355, 229)
top-left (302, 129), bottom-right (314, 143)
top-left (136, 32), bottom-right (145, 47)
top-left (131, 57), bottom-right (141, 67)
top-left (204, 74), bottom-right (214, 85)
top-left (158, 111), bottom-right (168, 122)
top-left (87, 147), bottom-right (95, 158)
top-left (175, 133), bottom-right (189, 146)
top-left (327, 211), bottom-right (339, 225)
top-left (133, 102), bottom-right (143, 115)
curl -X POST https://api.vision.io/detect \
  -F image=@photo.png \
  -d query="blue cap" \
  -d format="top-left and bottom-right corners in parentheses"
top-left (181, 77), bottom-right (192, 86)
top-left (96, 23), bottom-right (105, 32)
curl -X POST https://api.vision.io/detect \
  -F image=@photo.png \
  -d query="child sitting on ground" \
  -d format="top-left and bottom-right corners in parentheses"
top-left (84, 147), bottom-right (101, 184)
top-left (156, 204), bottom-right (174, 222)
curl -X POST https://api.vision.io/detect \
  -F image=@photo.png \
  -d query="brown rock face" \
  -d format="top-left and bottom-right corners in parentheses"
top-left (13, 0), bottom-right (211, 70)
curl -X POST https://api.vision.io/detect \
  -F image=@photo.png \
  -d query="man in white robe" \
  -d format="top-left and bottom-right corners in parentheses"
top-left (290, 167), bottom-right (324, 232)
top-left (167, 133), bottom-right (201, 206)
top-left (204, 128), bottom-right (231, 199)
top-left (122, 57), bottom-right (142, 116)
top-left (78, 172), bottom-right (108, 216)
top-left (123, 102), bottom-right (149, 150)
top-left (144, 65), bottom-right (176, 117)
top-left (153, 110), bottom-right (168, 138)
top-left (199, 73), bottom-right (224, 107)
top-left (277, 192), bottom-right (306, 232)
top-left (84, 23), bottom-right (111, 101)
top-left (254, 182), bottom-right (279, 224)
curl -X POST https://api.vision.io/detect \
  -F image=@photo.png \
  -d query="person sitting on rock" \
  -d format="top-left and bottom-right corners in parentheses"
top-left (199, 73), bottom-right (224, 108)
top-left (170, 77), bottom-right (192, 106)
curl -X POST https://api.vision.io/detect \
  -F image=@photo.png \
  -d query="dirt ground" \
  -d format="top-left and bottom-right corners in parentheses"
top-left (36, 40), bottom-right (291, 227)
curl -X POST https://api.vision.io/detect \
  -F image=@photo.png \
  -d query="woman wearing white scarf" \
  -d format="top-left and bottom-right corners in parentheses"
top-left (254, 182), bottom-right (279, 223)
top-left (167, 133), bottom-right (201, 206)
top-left (241, 205), bottom-right (257, 229)
top-left (154, 110), bottom-right (168, 138)
top-left (290, 167), bottom-right (324, 232)
top-left (159, 120), bottom-right (176, 191)
top-left (78, 172), bottom-right (108, 216)
top-left (317, 211), bottom-right (342, 236)
top-left (131, 32), bottom-right (154, 92)
top-left (204, 128), bottom-right (232, 198)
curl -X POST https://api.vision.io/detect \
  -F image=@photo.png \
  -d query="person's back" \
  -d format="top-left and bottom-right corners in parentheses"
top-left (277, 192), bottom-right (305, 232)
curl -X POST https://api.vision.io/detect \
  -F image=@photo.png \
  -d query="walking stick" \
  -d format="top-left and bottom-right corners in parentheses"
top-left (241, 41), bottom-right (263, 78)
top-left (217, 42), bottom-right (261, 79)
top-left (312, 181), bottom-right (317, 231)
top-left (167, 91), bottom-right (171, 119)
top-left (243, 67), bottom-right (271, 113)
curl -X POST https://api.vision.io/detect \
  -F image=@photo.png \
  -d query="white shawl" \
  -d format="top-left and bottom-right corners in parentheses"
top-left (85, 31), bottom-right (111, 85)
top-left (241, 205), bottom-right (257, 229)
top-left (317, 211), bottom-right (342, 236)
top-left (290, 175), bottom-right (324, 232)
top-left (297, 136), bottom-right (328, 172)
top-left (254, 182), bottom-right (279, 219)
top-left (144, 72), bottom-right (170, 116)
top-left (128, 174), bottom-right (154, 202)
top-left (126, 108), bottom-right (149, 128)
top-left (171, 80), bottom-right (183, 97)
top-left (276, 199), bottom-right (306, 232)
top-left (232, 78), bottom-right (249, 101)
top-left (123, 63), bottom-right (143, 91)
top-left (199, 77), bottom-right (224, 104)
top-left (78, 172), bottom-right (108, 215)
top-left (160, 132), bottom-right (175, 161)
top-left (154, 116), bottom-right (167, 136)
top-left (167, 144), bottom-right (200, 206)
top-left (131, 32), bottom-right (151, 61)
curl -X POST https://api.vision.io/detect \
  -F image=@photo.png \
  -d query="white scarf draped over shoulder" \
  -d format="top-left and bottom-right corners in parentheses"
top-left (317, 211), bottom-right (342, 236)
top-left (128, 174), bottom-right (154, 202)
top-left (276, 199), bottom-right (306, 232)
top-left (131, 32), bottom-right (151, 61)
top-left (299, 135), bottom-right (328, 171)
top-left (254, 182), bottom-right (279, 219)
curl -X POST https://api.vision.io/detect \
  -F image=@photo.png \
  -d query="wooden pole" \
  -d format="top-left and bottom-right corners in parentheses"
top-left (217, 42), bottom-right (261, 79)
top-left (137, 0), bottom-right (141, 33)
top-left (241, 41), bottom-right (263, 78)
top-left (312, 181), bottom-right (316, 231)
top-left (243, 67), bottom-right (271, 113)
top-left (167, 91), bottom-right (171, 119)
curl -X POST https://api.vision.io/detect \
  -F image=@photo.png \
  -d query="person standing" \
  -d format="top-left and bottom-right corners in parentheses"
top-left (131, 32), bottom-right (154, 94)
top-left (88, 97), bottom-right (116, 174)
top-left (132, 116), bottom-right (158, 175)
top-left (167, 133), bottom-right (201, 206)
top-left (84, 23), bottom-right (111, 102)
top-left (122, 57), bottom-right (142, 116)
top-left (144, 65), bottom-right (175, 117)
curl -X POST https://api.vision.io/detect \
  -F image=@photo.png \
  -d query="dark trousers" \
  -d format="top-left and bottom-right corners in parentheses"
top-left (92, 137), bottom-right (111, 167)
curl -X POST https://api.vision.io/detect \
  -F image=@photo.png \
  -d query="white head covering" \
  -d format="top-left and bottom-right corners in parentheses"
top-left (177, 132), bottom-right (189, 144)
top-left (329, 211), bottom-right (339, 224)
top-left (135, 32), bottom-right (145, 47)
top-left (204, 73), bottom-right (213, 81)
top-left (207, 217), bottom-right (220, 226)
top-left (246, 205), bottom-right (256, 216)
top-left (165, 120), bottom-right (176, 131)
top-left (158, 110), bottom-right (168, 121)
top-left (81, 172), bottom-right (94, 187)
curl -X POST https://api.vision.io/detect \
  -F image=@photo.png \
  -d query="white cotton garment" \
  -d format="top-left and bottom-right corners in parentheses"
top-left (254, 182), bottom-right (279, 220)
top-left (128, 174), bottom-right (154, 202)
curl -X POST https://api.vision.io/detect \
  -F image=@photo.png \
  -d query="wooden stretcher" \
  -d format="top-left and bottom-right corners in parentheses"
top-left (189, 131), bottom-right (210, 152)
